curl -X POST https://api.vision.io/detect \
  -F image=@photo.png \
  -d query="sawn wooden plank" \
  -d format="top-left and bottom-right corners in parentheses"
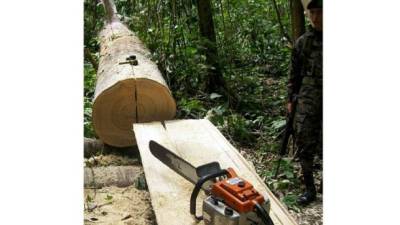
top-left (133, 119), bottom-right (298, 225)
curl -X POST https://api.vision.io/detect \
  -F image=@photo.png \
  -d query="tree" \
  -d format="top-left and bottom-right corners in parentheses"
top-left (196, 0), bottom-right (226, 94)
top-left (290, 0), bottom-right (305, 42)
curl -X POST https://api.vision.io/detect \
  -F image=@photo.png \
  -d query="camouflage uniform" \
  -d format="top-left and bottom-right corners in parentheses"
top-left (288, 26), bottom-right (322, 195)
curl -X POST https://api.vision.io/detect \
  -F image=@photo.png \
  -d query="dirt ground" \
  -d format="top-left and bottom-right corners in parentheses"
top-left (239, 148), bottom-right (323, 225)
top-left (84, 154), bottom-right (156, 225)
top-left (84, 186), bottom-right (155, 225)
top-left (84, 152), bottom-right (322, 225)
top-left (289, 193), bottom-right (323, 225)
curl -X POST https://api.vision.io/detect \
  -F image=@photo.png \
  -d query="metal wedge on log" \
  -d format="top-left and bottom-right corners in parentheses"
top-left (93, 0), bottom-right (176, 147)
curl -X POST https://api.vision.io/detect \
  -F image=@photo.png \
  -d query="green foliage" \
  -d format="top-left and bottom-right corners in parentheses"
top-left (105, 194), bottom-right (113, 202)
top-left (226, 113), bottom-right (255, 145)
top-left (271, 118), bottom-right (286, 130)
top-left (86, 194), bottom-right (93, 203)
top-left (261, 157), bottom-right (302, 210)
top-left (84, 0), bottom-right (105, 50)
top-left (178, 98), bottom-right (207, 118)
top-left (84, 64), bottom-right (96, 138)
top-left (271, 158), bottom-right (297, 180)
top-left (135, 173), bottom-right (148, 190)
top-left (282, 193), bottom-right (301, 212)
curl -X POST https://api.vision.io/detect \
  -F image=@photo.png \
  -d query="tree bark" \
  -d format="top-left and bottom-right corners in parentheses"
top-left (84, 166), bottom-right (142, 188)
top-left (290, 0), bottom-right (305, 42)
top-left (84, 137), bottom-right (104, 157)
top-left (196, 0), bottom-right (226, 94)
top-left (93, 0), bottom-right (176, 147)
top-left (102, 0), bottom-right (119, 23)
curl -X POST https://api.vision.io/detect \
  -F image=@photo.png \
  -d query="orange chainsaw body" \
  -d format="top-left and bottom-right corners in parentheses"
top-left (210, 168), bottom-right (265, 213)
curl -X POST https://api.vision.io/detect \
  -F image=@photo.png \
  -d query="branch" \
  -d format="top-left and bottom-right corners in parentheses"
top-left (101, 0), bottom-right (119, 23)
top-left (270, 0), bottom-right (292, 43)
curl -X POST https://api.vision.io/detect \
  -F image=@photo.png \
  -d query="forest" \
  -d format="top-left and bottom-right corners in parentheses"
top-left (84, 0), bottom-right (322, 224)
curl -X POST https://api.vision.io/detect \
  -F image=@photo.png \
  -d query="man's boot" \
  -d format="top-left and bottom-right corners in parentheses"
top-left (297, 161), bottom-right (316, 205)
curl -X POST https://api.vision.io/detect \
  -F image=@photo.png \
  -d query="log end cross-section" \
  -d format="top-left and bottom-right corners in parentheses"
top-left (92, 21), bottom-right (176, 147)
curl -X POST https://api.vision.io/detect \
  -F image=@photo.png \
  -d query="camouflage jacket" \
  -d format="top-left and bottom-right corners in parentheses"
top-left (288, 27), bottom-right (323, 107)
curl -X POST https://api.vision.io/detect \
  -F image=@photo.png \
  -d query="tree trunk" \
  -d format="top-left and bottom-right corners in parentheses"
top-left (93, 0), bottom-right (176, 147)
top-left (271, 0), bottom-right (291, 43)
top-left (84, 137), bottom-right (104, 157)
top-left (196, 0), bottom-right (226, 94)
top-left (102, 0), bottom-right (119, 23)
top-left (290, 0), bottom-right (305, 42)
top-left (84, 166), bottom-right (141, 188)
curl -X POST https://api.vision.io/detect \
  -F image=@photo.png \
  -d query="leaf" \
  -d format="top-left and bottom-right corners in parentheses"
top-left (284, 170), bottom-right (295, 179)
top-left (105, 194), bottom-right (113, 201)
top-left (86, 195), bottom-right (93, 203)
top-left (210, 93), bottom-right (222, 100)
top-left (271, 119), bottom-right (286, 130)
top-left (185, 46), bottom-right (197, 55)
top-left (213, 105), bottom-right (226, 116)
top-left (282, 194), bottom-right (301, 212)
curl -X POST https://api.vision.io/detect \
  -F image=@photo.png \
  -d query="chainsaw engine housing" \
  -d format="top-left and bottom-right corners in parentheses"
top-left (202, 196), bottom-right (270, 225)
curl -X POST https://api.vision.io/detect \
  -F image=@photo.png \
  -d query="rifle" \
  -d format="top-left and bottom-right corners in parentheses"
top-left (274, 37), bottom-right (311, 178)
top-left (274, 100), bottom-right (296, 179)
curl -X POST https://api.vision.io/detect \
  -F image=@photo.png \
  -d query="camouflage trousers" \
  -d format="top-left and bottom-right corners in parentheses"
top-left (293, 98), bottom-right (322, 189)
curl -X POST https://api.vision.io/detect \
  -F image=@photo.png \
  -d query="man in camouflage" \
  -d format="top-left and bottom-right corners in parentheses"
top-left (287, 0), bottom-right (322, 205)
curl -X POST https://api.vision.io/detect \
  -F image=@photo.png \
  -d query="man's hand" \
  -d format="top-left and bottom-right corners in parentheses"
top-left (287, 102), bottom-right (293, 114)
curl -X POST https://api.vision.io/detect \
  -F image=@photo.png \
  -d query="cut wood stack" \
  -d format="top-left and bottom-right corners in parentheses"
top-left (93, 0), bottom-right (176, 147)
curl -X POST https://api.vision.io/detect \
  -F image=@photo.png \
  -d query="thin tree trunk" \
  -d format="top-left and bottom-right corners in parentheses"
top-left (102, 0), bottom-right (119, 22)
top-left (290, 0), bottom-right (305, 42)
top-left (196, 0), bottom-right (226, 94)
top-left (271, 0), bottom-right (292, 42)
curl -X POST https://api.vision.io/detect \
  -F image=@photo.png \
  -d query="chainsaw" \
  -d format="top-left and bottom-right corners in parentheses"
top-left (149, 140), bottom-right (275, 225)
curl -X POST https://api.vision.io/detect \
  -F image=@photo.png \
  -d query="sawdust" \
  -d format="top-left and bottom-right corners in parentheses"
top-left (85, 154), bottom-right (140, 167)
top-left (84, 152), bottom-right (155, 225)
top-left (84, 166), bottom-right (143, 188)
top-left (84, 186), bottom-right (155, 225)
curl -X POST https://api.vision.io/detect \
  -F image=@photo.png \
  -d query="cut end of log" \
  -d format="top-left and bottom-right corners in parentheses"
top-left (93, 21), bottom-right (176, 147)
top-left (93, 78), bottom-right (176, 147)
top-left (93, 79), bottom-right (136, 147)
top-left (136, 78), bottom-right (176, 122)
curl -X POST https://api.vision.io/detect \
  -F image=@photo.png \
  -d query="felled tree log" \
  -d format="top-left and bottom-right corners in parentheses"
top-left (84, 166), bottom-right (142, 188)
top-left (93, 0), bottom-right (176, 147)
top-left (84, 137), bottom-right (104, 158)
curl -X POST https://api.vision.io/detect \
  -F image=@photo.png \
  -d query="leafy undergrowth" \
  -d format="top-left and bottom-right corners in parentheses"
top-left (84, 63), bottom-right (96, 138)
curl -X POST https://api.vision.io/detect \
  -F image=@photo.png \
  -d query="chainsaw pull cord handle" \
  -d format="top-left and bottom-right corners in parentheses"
top-left (190, 169), bottom-right (229, 221)
top-left (253, 201), bottom-right (275, 225)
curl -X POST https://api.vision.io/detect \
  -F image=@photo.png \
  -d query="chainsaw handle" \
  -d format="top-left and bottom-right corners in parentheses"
top-left (254, 201), bottom-right (275, 225)
top-left (190, 169), bottom-right (229, 220)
